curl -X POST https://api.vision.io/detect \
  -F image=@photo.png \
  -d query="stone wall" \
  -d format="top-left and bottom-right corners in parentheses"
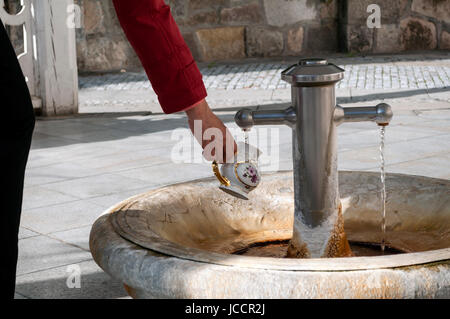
top-left (73, 0), bottom-right (142, 72)
top-left (342, 0), bottom-right (450, 53)
top-left (73, 0), bottom-right (339, 72)
top-left (3, 0), bottom-right (450, 73)
top-left (174, 0), bottom-right (339, 61)
top-left (74, 0), bottom-right (450, 72)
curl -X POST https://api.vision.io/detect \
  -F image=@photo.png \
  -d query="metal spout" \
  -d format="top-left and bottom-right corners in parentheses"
top-left (235, 107), bottom-right (297, 131)
top-left (334, 103), bottom-right (393, 126)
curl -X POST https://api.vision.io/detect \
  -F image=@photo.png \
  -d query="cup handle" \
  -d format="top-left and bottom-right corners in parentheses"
top-left (212, 161), bottom-right (231, 187)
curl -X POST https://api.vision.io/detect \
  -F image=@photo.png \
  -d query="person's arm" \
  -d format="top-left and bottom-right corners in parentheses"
top-left (112, 0), bottom-right (205, 113)
top-left (112, 0), bottom-right (236, 162)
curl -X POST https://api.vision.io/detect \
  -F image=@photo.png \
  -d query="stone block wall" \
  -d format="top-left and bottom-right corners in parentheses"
top-left (73, 0), bottom-right (142, 72)
top-left (72, 0), bottom-right (339, 72)
top-left (343, 0), bottom-right (450, 53)
top-left (3, 0), bottom-right (450, 73)
top-left (74, 0), bottom-right (450, 72)
top-left (174, 0), bottom-right (339, 62)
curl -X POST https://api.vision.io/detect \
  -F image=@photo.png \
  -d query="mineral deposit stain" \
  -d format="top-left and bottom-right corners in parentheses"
top-left (233, 240), bottom-right (403, 257)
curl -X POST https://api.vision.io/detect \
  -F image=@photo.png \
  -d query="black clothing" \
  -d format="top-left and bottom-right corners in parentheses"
top-left (0, 20), bottom-right (35, 299)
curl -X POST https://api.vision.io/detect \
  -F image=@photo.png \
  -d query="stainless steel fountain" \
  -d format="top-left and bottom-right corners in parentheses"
top-left (235, 58), bottom-right (393, 258)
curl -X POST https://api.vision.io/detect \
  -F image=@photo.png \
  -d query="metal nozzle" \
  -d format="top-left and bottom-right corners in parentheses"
top-left (334, 103), bottom-right (393, 126)
top-left (235, 107), bottom-right (297, 130)
top-left (235, 109), bottom-right (254, 131)
top-left (374, 103), bottom-right (393, 126)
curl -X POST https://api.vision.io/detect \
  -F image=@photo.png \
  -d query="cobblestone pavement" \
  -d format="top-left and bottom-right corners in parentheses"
top-left (79, 54), bottom-right (450, 92)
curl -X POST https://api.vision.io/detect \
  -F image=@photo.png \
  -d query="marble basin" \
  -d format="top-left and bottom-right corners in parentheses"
top-left (90, 171), bottom-right (450, 298)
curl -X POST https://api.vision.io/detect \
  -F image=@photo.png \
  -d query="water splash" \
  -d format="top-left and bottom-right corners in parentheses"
top-left (243, 129), bottom-right (249, 162)
top-left (379, 125), bottom-right (387, 253)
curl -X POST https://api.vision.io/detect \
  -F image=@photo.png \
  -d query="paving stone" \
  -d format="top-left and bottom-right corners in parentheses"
top-left (15, 260), bottom-right (128, 299)
top-left (22, 185), bottom-right (80, 211)
top-left (21, 200), bottom-right (106, 234)
top-left (338, 126), bottom-right (447, 151)
top-left (339, 133), bottom-right (450, 171)
top-left (29, 133), bottom-right (77, 151)
top-left (19, 227), bottom-right (40, 240)
top-left (72, 148), bottom-right (169, 174)
top-left (25, 161), bottom-right (101, 186)
top-left (17, 236), bottom-right (91, 276)
top-left (49, 226), bottom-right (93, 251)
top-left (386, 154), bottom-right (450, 179)
top-left (41, 173), bottom-right (153, 200)
top-left (113, 162), bottom-right (212, 185)
top-left (79, 59), bottom-right (450, 100)
top-left (85, 186), bottom-right (160, 209)
top-left (27, 142), bottom-right (124, 169)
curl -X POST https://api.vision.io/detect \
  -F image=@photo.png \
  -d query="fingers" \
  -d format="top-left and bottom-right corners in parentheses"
top-left (185, 101), bottom-right (237, 163)
top-left (202, 126), bottom-right (236, 163)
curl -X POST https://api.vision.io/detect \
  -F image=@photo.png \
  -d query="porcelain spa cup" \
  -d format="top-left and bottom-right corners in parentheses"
top-left (212, 143), bottom-right (261, 200)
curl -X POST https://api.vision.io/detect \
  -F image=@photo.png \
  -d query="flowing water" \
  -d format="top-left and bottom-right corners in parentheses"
top-left (243, 129), bottom-right (250, 162)
top-left (379, 125), bottom-right (387, 253)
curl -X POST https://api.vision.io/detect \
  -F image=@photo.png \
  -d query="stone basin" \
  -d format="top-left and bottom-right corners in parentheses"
top-left (89, 171), bottom-right (450, 298)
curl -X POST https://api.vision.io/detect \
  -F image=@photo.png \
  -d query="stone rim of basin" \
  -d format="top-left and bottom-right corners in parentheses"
top-left (104, 171), bottom-right (450, 272)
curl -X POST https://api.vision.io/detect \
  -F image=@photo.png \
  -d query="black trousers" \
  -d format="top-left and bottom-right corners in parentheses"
top-left (0, 21), bottom-right (35, 299)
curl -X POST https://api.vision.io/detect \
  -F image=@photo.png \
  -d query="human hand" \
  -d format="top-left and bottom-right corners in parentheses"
top-left (185, 99), bottom-right (237, 163)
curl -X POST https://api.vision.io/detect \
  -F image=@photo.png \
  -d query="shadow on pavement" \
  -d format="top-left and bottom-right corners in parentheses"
top-left (31, 113), bottom-right (237, 150)
top-left (31, 85), bottom-right (449, 150)
top-left (338, 87), bottom-right (450, 104)
top-left (15, 270), bottom-right (129, 299)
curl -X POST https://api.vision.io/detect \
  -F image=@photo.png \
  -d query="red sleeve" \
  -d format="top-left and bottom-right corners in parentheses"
top-left (112, 0), bottom-right (207, 114)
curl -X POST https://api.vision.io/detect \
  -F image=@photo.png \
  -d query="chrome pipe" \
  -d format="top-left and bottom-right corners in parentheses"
top-left (235, 107), bottom-right (297, 131)
top-left (334, 103), bottom-right (393, 126)
top-left (291, 84), bottom-right (339, 227)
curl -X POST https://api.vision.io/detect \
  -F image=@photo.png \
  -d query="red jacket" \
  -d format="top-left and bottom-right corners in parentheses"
top-left (112, 0), bottom-right (207, 114)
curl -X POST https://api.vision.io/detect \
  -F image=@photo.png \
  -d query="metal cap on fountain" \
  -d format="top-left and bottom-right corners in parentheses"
top-left (234, 58), bottom-right (393, 258)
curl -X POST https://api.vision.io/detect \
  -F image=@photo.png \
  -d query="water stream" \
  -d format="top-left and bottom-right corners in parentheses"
top-left (379, 125), bottom-right (387, 253)
top-left (243, 129), bottom-right (250, 162)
